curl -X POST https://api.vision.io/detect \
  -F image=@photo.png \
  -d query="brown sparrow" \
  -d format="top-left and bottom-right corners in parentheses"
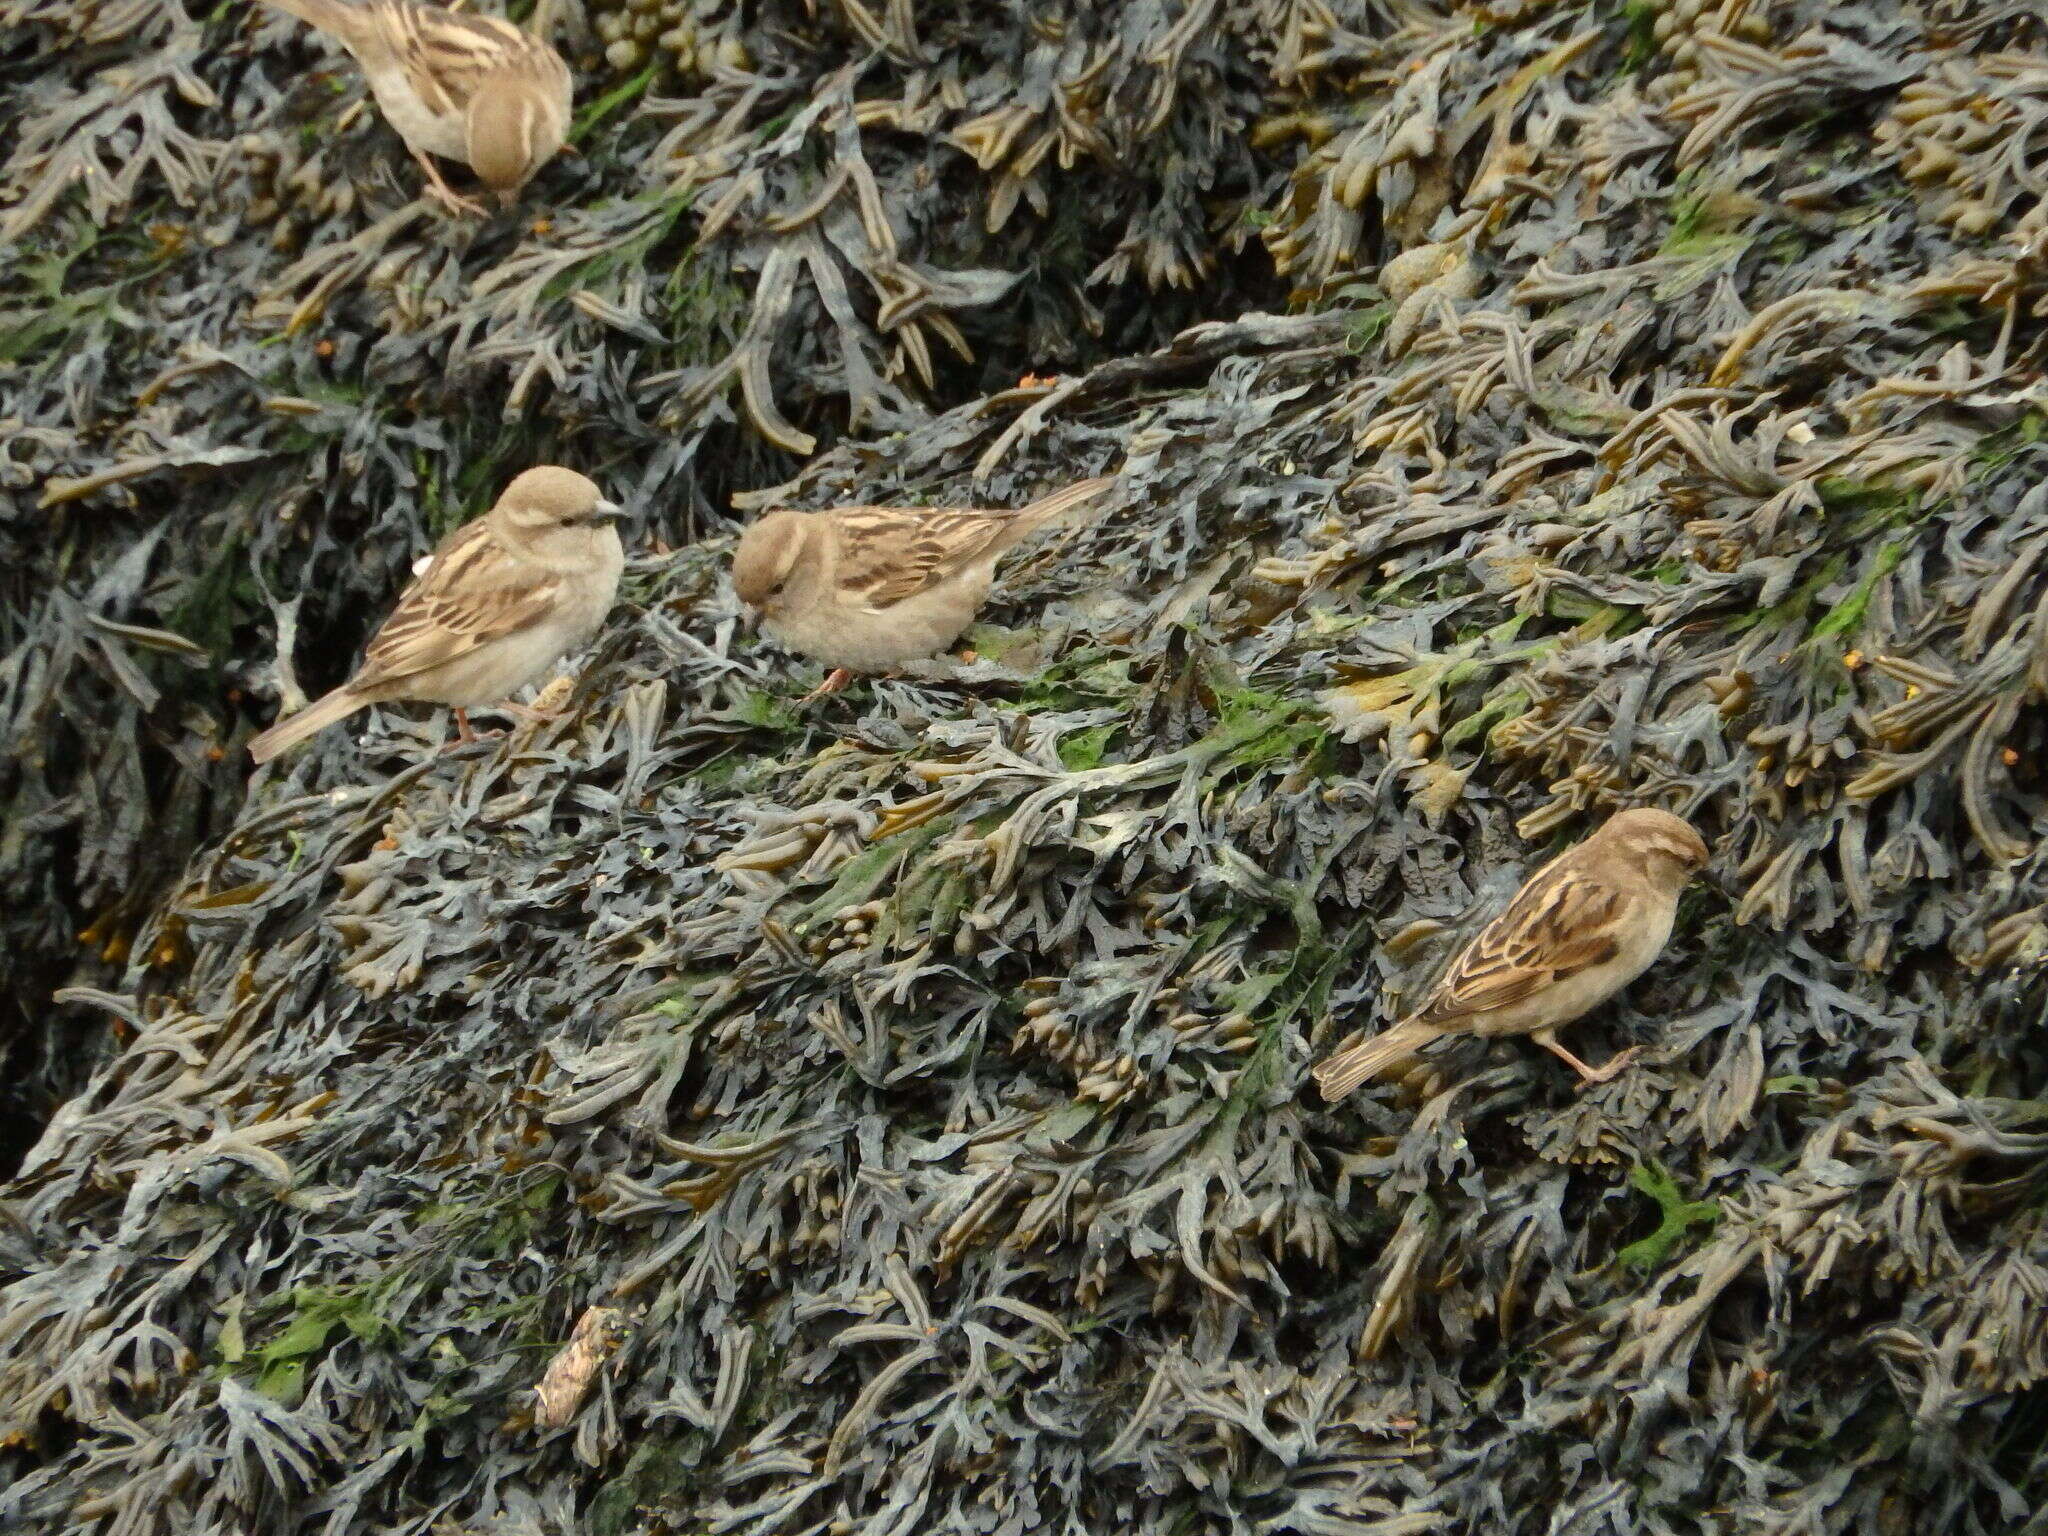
top-left (259, 0), bottom-right (574, 215)
top-left (1313, 808), bottom-right (1710, 1099)
top-left (249, 466), bottom-right (624, 763)
top-left (731, 476), bottom-right (1116, 700)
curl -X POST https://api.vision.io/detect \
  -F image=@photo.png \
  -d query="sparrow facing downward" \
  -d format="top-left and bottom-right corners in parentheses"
top-left (732, 476), bottom-right (1116, 700)
top-left (248, 466), bottom-right (624, 764)
top-left (1313, 808), bottom-right (1710, 1100)
top-left (259, 0), bottom-right (574, 215)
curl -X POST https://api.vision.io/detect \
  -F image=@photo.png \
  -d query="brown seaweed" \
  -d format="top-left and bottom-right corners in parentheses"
top-left (5, 1), bottom-right (2048, 1534)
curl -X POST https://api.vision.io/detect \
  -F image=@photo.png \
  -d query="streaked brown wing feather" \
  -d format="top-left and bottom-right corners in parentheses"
top-left (353, 519), bottom-right (559, 690)
top-left (833, 507), bottom-right (1013, 609)
top-left (374, 0), bottom-right (546, 113)
top-left (1417, 863), bottom-right (1623, 1025)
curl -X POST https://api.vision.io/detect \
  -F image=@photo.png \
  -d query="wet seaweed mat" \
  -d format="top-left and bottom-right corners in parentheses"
top-left (6, 0), bottom-right (2048, 1534)
top-left (0, 0), bottom-right (1293, 1138)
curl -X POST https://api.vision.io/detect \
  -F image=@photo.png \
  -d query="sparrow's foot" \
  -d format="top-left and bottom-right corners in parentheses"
top-left (446, 707), bottom-right (504, 749)
top-left (1533, 1028), bottom-right (1638, 1088)
top-left (416, 153), bottom-right (488, 217)
top-left (798, 667), bottom-right (855, 704)
top-left (1574, 1047), bottom-right (1639, 1087)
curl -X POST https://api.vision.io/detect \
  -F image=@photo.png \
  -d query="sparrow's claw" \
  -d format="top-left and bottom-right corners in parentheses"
top-left (799, 668), bottom-right (855, 704)
top-left (415, 153), bottom-right (488, 217)
top-left (1533, 1028), bottom-right (1638, 1087)
top-left (1579, 1048), bottom-right (1639, 1086)
top-left (1573, 1046), bottom-right (1639, 1087)
top-left (424, 183), bottom-right (489, 218)
top-left (446, 708), bottom-right (503, 749)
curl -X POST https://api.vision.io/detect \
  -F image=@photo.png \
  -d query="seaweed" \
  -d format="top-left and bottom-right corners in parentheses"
top-left (7, 0), bottom-right (2048, 1534)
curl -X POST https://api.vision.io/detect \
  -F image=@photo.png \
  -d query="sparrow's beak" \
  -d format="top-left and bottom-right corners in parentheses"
top-left (589, 498), bottom-right (625, 522)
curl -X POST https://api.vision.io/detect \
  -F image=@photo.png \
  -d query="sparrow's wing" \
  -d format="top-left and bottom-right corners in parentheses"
top-left (352, 519), bottom-right (560, 690)
top-left (827, 479), bottom-right (1114, 610)
top-left (1415, 862), bottom-right (1624, 1026)
top-left (366, 0), bottom-right (556, 114)
top-left (830, 507), bottom-right (1018, 610)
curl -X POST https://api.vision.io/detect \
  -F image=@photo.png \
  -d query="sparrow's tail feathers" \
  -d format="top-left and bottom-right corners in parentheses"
top-left (998, 475), bottom-right (1117, 548)
top-left (247, 686), bottom-right (365, 765)
top-left (1312, 1018), bottom-right (1441, 1102)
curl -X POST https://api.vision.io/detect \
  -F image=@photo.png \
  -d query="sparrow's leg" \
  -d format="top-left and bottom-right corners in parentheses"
top-left (798, 667), bottom-right (855, 704)
top-left (1531, 1027), bottom-right (1638, 1087)
top-left (453, 707), bottom-right (479, 745)
top-left (413, 151), bottom-right (488, 217)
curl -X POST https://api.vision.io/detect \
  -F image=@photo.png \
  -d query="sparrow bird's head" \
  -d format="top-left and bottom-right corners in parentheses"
top-left (732, 511), bottom-right (811, 619)
top-left (467, 78), bottom-right (566, 207)
top-left (1604, 807), bottom-right (1711, 892)
top-left (492, 466), bottom-right (623, 558)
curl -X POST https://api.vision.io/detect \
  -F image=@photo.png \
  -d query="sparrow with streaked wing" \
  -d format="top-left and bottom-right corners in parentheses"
top-left (1313, 808), bottom-right (1711, 1100)
top-left (248, 466), bottom-right (624, 763)
top-left (732, 476), bottom-right (1117, 701)
top-left (258, 0), bottom-right (574, 215)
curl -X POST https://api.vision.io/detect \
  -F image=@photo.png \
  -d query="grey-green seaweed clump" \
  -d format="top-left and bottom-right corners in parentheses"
top-left (6, 1), bottom-right (2048, 1534)
top-left (0, 0), bottom-right (1297, 1142)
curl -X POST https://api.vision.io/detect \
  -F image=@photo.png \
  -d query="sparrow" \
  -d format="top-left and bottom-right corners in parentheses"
top-left (1313, 808), bottom-right (1710, 1100)
top-left (731, 476), bottom-right (1116, 701)
top-left (258, 0), bottom-right (574, 215)
top-left (248, 466), bottom-right (624, 763)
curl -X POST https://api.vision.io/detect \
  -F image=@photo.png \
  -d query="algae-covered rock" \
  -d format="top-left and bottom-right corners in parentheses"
top-left (6, 1), bottom-right (2048, 1534)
